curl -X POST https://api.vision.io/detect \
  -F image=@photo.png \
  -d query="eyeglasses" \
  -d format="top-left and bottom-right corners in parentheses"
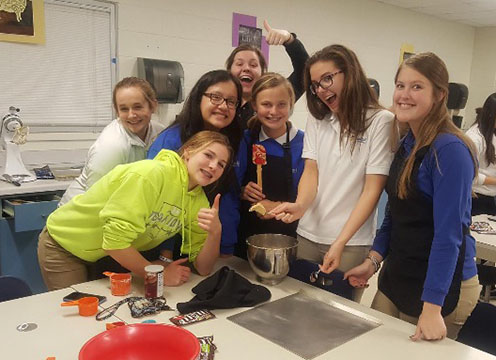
top-left (310, 70), bottom-right (343, 95)
top-left (203, 93), bottom-right (238, 109)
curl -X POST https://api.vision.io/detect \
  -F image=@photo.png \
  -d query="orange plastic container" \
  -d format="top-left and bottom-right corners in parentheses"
top-left (109, 273), bottom-right (132, 296)
top-left (61, 296), bottom-right (99, 316)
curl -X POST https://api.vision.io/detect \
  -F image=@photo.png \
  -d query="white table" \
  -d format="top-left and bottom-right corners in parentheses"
top-left (73, 257), bottom-right (495, 360)
top-left (0, 287), bottom-right (122, 359)
top-left (0, 178), bottom-right (71, 197)
top-left (472, 215), bottom-right (496, 263)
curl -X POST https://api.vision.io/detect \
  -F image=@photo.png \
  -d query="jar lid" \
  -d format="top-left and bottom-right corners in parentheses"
top-left (144, 264), bottom-right (164, 272)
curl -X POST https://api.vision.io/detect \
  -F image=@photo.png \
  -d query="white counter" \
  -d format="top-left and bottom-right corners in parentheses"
top-left (72, 257), bottom-right (495, 360)
top-left (472, 215), bottom-right (496, 263)
top-left (0, 288), bottom-right (122, 359)
top-left (0, 178), bottom-right (71, 197)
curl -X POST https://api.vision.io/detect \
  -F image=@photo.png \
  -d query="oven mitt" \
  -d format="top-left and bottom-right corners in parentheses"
top-left (176, 266), bottom-right (271, 314)
top-left (288, 259), bottom-right (354, 300)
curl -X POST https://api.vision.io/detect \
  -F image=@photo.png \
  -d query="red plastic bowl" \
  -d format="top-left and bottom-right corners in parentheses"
top-left (79, 324), bottom-right (200, 360)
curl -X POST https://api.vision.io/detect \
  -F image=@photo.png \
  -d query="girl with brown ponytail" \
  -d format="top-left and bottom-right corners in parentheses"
top-left (345, 52), bottom-right (480, 341)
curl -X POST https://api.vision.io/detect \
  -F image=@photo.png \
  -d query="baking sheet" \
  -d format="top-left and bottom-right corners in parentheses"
top-left (228, 292), bottom-right (381, 359)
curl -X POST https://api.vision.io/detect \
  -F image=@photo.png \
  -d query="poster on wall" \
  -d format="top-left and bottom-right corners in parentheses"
top-left (238, 24), bottom-right (262, 49)
top-left (232, 12), bottom-right (269, 65)
top-left (0, 0), bottom-right (45, 44)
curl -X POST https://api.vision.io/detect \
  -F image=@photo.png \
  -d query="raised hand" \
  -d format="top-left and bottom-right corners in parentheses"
top-left (197, 194), bottom-right (222, 236)
top-left (264, 20), bottom-right (292, 46)
top-left (163, 258), bottom-right (191, 286)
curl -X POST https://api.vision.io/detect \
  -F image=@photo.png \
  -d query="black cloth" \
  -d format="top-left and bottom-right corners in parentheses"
top-left (176, 266), bottom-right (271, 314)
top-left (472, 192), bottom-right (496, 216)
top-left (236, 37), bottom-right (309, 130)
top-left (379, 145), bottom-right (465, 317)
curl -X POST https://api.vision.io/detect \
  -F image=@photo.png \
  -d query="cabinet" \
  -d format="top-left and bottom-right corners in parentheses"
top-left (0, 180), bottom-right (70, 294)
top-left (3, 194), bottom-right (61, 232)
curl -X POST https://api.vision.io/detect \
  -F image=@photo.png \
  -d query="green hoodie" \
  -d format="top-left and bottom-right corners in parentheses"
top-left (47, 150), bottom-right (209, 262)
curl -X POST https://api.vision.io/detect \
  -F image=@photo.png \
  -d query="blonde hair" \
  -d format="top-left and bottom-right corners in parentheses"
top-left (178, 131), bottom-right (233, 187)
top-left (395, 52), bottom-right (477, 199)
top-left (247, 72), bottom-right (295, 130)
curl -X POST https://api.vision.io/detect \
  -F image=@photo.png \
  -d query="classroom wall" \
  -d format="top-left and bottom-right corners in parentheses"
top-left (114, 0), bottom-right (476, 130)
top-left (465, 26), bottom-right (496, 129)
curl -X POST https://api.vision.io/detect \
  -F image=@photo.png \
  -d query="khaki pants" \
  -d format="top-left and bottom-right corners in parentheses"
top-left (371, 275), bottom-right (481, 339)
top-left (296, 234), bottom-right (370, 302)
top-left (38, 227), bottom-right (91, 291)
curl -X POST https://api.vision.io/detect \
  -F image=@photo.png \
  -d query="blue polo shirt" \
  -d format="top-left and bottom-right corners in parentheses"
top-left (373, 131), bottom-right (477, 307)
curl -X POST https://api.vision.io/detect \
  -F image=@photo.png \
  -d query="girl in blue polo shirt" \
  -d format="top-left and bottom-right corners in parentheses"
top-left (235, 73), bottom-right (304, 256)
top-left (345, 52), bottom-right (480, 341)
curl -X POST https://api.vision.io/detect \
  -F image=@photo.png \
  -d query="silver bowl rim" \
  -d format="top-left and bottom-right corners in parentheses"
top-left (245, 234), bottom-right (299, 251)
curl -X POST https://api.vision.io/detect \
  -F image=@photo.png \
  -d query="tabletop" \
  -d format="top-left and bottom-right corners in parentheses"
top-left (472, 214), bottom-right (496, 263)
top-left (72, 257), bottom-right (495, 360)
top-left (0, 287), bottom-right (122, 359)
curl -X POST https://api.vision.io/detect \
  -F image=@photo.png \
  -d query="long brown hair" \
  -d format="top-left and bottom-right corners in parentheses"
top-left (247, 72), bottom-right (295, 133)
top-left (304, 44), bottom-right (382, 151)
top-left (170, 70), bottom-right (243, 154)
top-left (476, 93), bottom-right (496, 165)
top-left (395, 52), bottom-right (477, 199)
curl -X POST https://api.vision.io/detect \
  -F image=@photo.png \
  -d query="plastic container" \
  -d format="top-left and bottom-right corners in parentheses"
top-left (61, 296), bottom-right (99, 316)
top-left (110, 273), bottom-right (132, 296)
top-left (79, 324), bottom-right (200, 360)
top-left (103, 272), bottom-right (132, 296)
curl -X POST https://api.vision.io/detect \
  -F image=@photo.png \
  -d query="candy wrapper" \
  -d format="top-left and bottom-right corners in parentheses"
top-left (198, 335), bottom-right (216, 360)
top-left (169, 309), bottom-right (216, 326)
top-left (252, 144), bottom-right (266, 189)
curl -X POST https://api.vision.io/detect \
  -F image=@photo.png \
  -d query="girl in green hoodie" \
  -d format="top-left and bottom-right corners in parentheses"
top-left (38, 131), bottom-right (232, 291)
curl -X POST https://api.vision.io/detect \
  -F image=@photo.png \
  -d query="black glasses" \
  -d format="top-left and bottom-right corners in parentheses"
top-left (310, 70), bottom-right (343, 95)
top-left (203, 93), bottom-right (238, 109)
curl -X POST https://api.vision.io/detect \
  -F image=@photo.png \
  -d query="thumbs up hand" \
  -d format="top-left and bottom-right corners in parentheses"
top-left (197, 194), bottom-right (222, 236)
top-left (264, 20), bottom-right (292, 46)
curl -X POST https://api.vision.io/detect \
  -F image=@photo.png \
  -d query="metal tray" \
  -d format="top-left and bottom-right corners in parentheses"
top-left (228, 292), bottom-right (381, 359)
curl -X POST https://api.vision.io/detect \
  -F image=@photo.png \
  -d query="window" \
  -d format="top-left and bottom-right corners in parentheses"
top-left (0, 0), bottom-right (116, 150)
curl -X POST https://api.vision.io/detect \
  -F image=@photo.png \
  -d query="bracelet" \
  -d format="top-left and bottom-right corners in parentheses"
top-left (159, 255), bottom-right (173, 264)
top-left (366, 254), bottom-right (381, 273)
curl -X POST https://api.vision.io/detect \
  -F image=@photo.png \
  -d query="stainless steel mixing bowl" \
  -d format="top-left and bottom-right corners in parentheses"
top-left (246, 234), bottom-right (298, 285)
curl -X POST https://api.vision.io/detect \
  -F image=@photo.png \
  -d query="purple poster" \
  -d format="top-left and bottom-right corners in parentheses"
top-left (232, 12), bottom-right (269, 65)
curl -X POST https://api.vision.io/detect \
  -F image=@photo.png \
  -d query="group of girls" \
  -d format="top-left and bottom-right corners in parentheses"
top-left (245, 46), bottom-right (480, 341)
top-left (37, 19), bottom-right (481, 343)
top-left (38, 22), bottom-right (307, 287)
